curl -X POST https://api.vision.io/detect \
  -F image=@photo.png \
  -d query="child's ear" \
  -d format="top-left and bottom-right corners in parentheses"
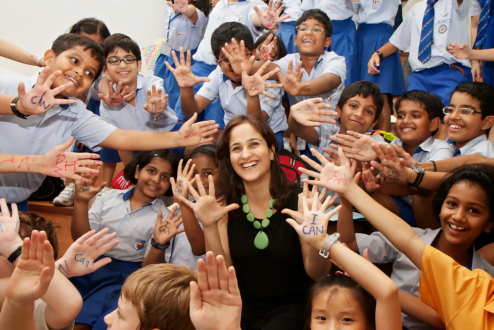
top-left (335, 105), bottom-right (341, 118)
top-left (270, 145), bottom-right (275, 160)
top-left (102, 65), bottom-right (109, 75)
top-left (484, 219), bottom-right (494, 234)
top-left (137, 60), bottom-right (142, 72)
top-left (324, 36), bottom-right (332, 49)
top-left (135, 165), bottom-right (140, 180)
top-left (481, 116), bottom-right (494, 131)
top-left (43, 49), bottom-right (56, 67)
top-left (370, 119), bottom-right (378, 130)
top-left (429, 117), bottom-right (441, 132)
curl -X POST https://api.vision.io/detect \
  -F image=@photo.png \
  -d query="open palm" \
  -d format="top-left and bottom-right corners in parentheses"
top-left (166, 48), bottom-right (209, 88)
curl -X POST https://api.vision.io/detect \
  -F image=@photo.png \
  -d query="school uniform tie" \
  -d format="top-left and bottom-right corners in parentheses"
top-left (418, 0), bottom-right (438, 63)
top-left (473, 0), bottom-right (492, 49)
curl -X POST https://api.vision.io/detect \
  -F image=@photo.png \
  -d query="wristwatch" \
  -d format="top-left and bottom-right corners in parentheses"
top-left (319, 232), bottom-right (341, 258)
top-left (371, 50), bottom-right (384, 62)
top-left (407, 165), bottom-right (425, 190)
top-left (151, 238), bottom-right (170, 250)
top-left (10, 97), bottom-right (28, 119)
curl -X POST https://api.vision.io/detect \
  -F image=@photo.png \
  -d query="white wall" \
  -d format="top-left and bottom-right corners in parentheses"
top-left (0, 0), bottom-right (168, 76)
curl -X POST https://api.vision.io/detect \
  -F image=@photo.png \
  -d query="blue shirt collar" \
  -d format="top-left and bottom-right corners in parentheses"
top-left (122, 187), bottom-right (135, 201)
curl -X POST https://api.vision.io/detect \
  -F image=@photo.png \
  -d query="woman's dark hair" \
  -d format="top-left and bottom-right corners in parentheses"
top-left (123, 150), bottom-right (179, 196)
top-left (433, 163), bottom-right (494, 224)
top-left (254, 32), bottom-right (288, 60)
top-left (69, 18), bottom-right (111, 41)
top-left (189, 144), bottom-right (218, 167)
top-left (304, 273), bottom-right (376, 330)
top-left (172, 0), bottom-right (211, 17)
top-left (216, 115), bottom-right (297, 215)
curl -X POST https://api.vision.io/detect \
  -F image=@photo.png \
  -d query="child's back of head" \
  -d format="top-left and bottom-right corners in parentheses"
top-left (18, 212), bottom-right (60, 259)
top-left (69, 17), bottom-right (111, 45)
top-left (305, 273), bottom-right (376, 330)
top-left (118, 264), bottom-right (197, 330)
top-left (211, 22), bottom-right (255, 59)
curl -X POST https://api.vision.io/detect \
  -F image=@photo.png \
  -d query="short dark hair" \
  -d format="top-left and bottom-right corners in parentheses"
top-left (211, 22), bottom-right (254, 60)
top-left (189, 144), bottom-right (218, 167)
top-left (51, 33), bottom-right (104, 80)
top-left (123, 150), bottom-right (179, 196)
top-left (433, 163), bottom-right (494, 224)
top-left (254, 32), bottom-right (287, 60)
top-left (69, 18), bottom-right (111, 42)
top-left (19, 212), bottom-right (60, 259)
top-left (451, 81), bottom-right (494, 119)
top-left (304, 273), bottom-right (376, 330)
top-left (102, 33), bottom-right (141, 62)
top-left (296, 9), bottom-right (333, 37)
top-left (337, 81), bottom-right (384, 121)
top-left (395, 90), bottom-right (444, 120)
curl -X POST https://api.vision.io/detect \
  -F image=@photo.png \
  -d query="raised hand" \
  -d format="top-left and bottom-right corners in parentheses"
top-left (290, 98), bottom-right (337, 127)
top-left (37, 137), bottom-right (101, 182)
top-left (329, 131), bottom-right (380, 161)
top-left (98, 81), bottom-right (134, 107)
top-left (471, 60), bottom-right (482, 80)
top-left (170, 159), bottom-right (197, 199)
top-left (253, 0), bottom-right (291, 30)
top-left (370, 144), bottom-right (408, 182)
top-left (391, 145), bottom-right (416, 167)
top-left (322, 148), bottom-right (342, 166)
top-left (258, 34), bottom-right (277, 61)
top-left (0, 199), bottom-right (23, 258)
top-left (179, 175), bottom-right (239, 228)
top-left (166, 0), bottom-right (188, 13)
top-left (278, 60), bottom-right (310, 96)
top-left (143, 84), bottom-right (169, 114)
top-left (56, 228), bottom-right (119, 278)
top-left (74, 172), bottom-right (107, 203)
top-left (6, 231), bottom-right (55, 303)
top-left (166, 48), bottom-right (210, 88)
top-left (446, 43), bottom-right (470, 60)
top-left (285, 193), bottom-right (341, 249)
top-left (16, 66), bottom-right (76, 116)
top-left (283, 180), bottom-right (332, 225)
top-left (177, 113), bottom-right (219, 146)
top-left (152, 206), bottom-right (185, 245)
top-left (190, 252), bottom-right (242, 330)
top-left (221, 39), bottom-right (250, 75)
top-left (361, 162), bottom-right (380, 193)
top-left (241, 58), bottom-right (282, 98)
top-left (299, 148), bottom-right (357, 195)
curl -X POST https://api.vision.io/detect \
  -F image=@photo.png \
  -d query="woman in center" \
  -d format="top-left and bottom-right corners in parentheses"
top-left (180, 115), bottom-right (337, 330)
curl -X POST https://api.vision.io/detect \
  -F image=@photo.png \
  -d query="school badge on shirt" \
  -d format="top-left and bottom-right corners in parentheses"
top-left (134, 239), bottom-right (146, 250)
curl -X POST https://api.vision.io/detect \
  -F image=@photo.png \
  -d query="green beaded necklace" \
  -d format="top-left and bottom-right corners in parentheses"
top-left (241, 195), bottom-right (275, 250)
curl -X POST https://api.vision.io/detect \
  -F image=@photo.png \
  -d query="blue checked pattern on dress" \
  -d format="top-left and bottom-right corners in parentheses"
top-left (418, 0), bottom-right (437, 63)
top-left (474, 0), bottom-right (492, 49)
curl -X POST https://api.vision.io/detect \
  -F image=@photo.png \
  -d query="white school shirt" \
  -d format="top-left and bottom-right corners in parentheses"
top-left (356, 228), bottom-right (494, 330)
top-left (99, 74), bottom-right (178, 132)
top-left (357, 0), bottom-right (399, 25)
top-left (166, 6), bottom-right (208, 51)
top-left (389, 0), bottom-right (472, 72)
top-left (310, 122), bottom-right (385, 155)
top-left (273, 0), bottom-right (303, 22)
top-left (34, 300), bottom-right (74, 330)
top-left (469, 0), bottom-right (482, 16)
top-left (273, 51), bottom-right (346, 111)
top-left (0, 74), bottom-right (117, 203)
top-left (301, 0), bottom-right (354, 21)
top-left (197, 66), bottom-right (288, 133)
top-left (390, 136), bottom-right (454, 162)
top-left (193, 0), bottom-right (267, 65)
top-left (448, 134), bottom-right (494, 157)
top-left (89, 188), bottom-right (170, 262)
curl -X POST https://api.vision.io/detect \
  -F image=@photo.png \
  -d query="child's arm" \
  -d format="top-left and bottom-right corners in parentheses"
top-left (286, 197), bottom-right (402, 330)
top-left (142, 206), bottom-right (185, 267)
top-left (0, 38), bottom-right (45, 67)
top-left (118, 150), bottom-right (135, 166)
top-left (0, 137), bottom-right (101, 180)
top-left (0, 67), bottom-right (75, 116)
top-left (166, 0), bottom-right (200, 24)
top-left (288, 98), bottom-right (337, 146)
top-left (300, 148), bottom-right (427, 269)
top-left (171, 159), bottom-right (206, 255)
top-left (166, 48), bottom-right (212, 118)
top-left (398, 291), bottom-right (445, 329)
top-left (0, 232), bottom-right (54, 330)
top-left (368, 42), bottom-right (400, 75)
top-left (71, 174), bottom-right (107, 240)
top-left (447, 42), bottom-right (494, 61)
top-left (337, 196), bottom-right (359, 252)
top-left (470, 14), bottom-right (482, 80)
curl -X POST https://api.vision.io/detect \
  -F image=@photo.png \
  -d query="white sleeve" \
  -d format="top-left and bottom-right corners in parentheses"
top-left (456, 0), bottom-right (470, 20)
top-left (273, 55), bottom-right (293, 76)
top-left (356, 232), bottom-right (400, 263)
top-left (300, 0), bottom-right (315, 10)
top-left (71, 107), bottom-right (118, 150)
top-left (389, 7), bottom-right (413, 51)
top-left (259, 85), bottom-right (283, 119)
top-left (197, 69), bottom-right (221, 102)
top-left (34, 300), bottom-right (49, 330)
top-left (193, 8), bottom-right (208, 29)
top-left (88, 196), bottom-right (104, 232)
top-left (428, 144), bottom-right (454, 161)
top-left (145, 75), bottom-right (166, 93)
top-left (322, 55), bottom-right (347, 84)
top-left (371, 134), bottom-right (386, 144)
top-left (469, 0), bottom-right (482, 16)
top-left (98, 103), bottom-right (119, 127)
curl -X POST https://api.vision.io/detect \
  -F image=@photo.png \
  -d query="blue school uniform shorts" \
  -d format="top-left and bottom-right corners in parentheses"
top-left (391, 196), bottom-right (417, 227)
top-left (330, 18), bottom-right (358, 86)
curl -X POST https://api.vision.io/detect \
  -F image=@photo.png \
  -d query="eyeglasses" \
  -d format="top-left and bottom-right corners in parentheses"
top-left (218, 52), bottom-right (252, 65)
top-left (106, 56), bottom-right (137, 66)
top-left (442, 106), bottom-right (482, 116)
top-left (296, 26), bottom-right (325, 34)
